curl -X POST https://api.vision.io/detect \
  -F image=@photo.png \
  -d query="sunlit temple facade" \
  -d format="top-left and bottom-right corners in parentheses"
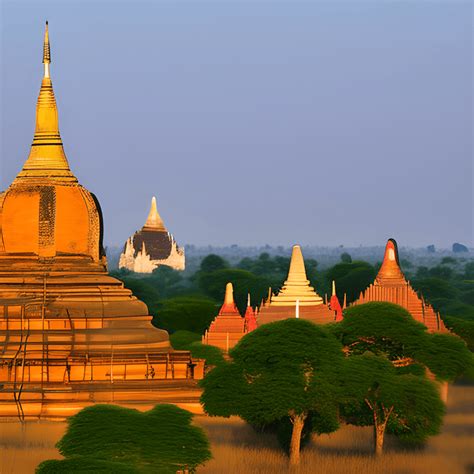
top-left (0, 24), bottom-right (202, 420)
top-left (119, 197), bottom-right (185, 273)
top-left (352, 239), bottom-right (447, 333)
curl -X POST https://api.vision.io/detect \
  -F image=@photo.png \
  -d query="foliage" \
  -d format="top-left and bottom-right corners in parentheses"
top-left (152, 296), bottom-right (218, 334)
top-left (342, 354), bottom-right (445, 453)
top-left (188, 342), bottom-right (226, 367)
top-left (336, 302), bottom-right (472, 381)
top-left (199, 254), bottom-right (229, 273)
top-left (197, 268), bottom-right (273, 313)
top-left (325, 261), bottom-right (376, 304)
top-left (444, 316), bottom-right (474, 351)
top-left (201, 319), bottom-right (344, 464)
top-left (38, 404), bottom-right (211, 474)
top-left (340, 252), bottom-right (352, 263)
top-left (170, 330), bottom-right (202, 349)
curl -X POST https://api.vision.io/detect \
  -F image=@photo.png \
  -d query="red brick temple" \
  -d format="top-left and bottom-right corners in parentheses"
top-left (243, 295), bottom-right (258, 333)
top-left (352, 239), bottom-right (447, 332)
top-left (202, 283), bottom-right (245, 352)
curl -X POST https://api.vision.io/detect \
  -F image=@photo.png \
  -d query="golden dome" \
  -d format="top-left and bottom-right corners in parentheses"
top-left (0, 22), bottom-right (104, 262)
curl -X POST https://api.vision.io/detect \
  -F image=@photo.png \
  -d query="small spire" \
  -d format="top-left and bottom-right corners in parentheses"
top-left (295, 299), bottom-right (300, 318)
top-left (144, 196), bottom-right (167, 231)
top-left (224, 282), bottom-right (234, 306)
top-left (247, 293), bottom-right (251, 307)
top-left (332, 280), bottom-right (336, 296)
top-left (376, 239), bottom-right (405, 283)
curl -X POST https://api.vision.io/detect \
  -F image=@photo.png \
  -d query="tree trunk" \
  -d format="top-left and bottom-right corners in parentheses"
top-left (289, 413), bottom-right (306, 466)
top-left (374, 421), bottom-right (385, 457)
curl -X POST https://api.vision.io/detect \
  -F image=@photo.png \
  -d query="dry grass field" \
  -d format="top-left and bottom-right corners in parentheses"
top-left (1, 385), bottom-right (473, 474)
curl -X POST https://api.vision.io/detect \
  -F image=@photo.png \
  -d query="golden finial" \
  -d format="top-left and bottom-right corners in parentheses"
top-left (43, 21), bottom-right (51, 78)
top-left (13, 21), bottom-right (76, 184)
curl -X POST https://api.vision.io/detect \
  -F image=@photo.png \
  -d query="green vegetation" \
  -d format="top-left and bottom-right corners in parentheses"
top-left (36, 404), bottom-right (211, 474)
top-left (201, 319), bottom-right (345, 466)
top-left (112, 251), bottom-right (474, 357)
top-left (342, 354), bottom-right (445, 456)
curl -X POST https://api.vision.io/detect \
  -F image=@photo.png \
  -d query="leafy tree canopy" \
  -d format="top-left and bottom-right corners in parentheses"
top-left (201, 319), bottom-right (344, 465)
top-left (38, 404), bottom-right (211, 474)
top-left (341, 353), bottom-right (445, 455)
top-left (199, 254), bottom-right (229, 273)
top-left (325, 261), bottom-right (376, 304)
top-left (336, 302), bottom-right (472, 381)
top-left (152, 296), bottom-right (218, 334)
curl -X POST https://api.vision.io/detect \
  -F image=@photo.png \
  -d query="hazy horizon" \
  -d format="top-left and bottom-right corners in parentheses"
top-left (1, 1), bottom-right (472, 248)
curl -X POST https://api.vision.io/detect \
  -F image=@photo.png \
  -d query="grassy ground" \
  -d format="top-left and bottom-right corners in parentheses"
top-left (1, 385), bottom-right (473, 474)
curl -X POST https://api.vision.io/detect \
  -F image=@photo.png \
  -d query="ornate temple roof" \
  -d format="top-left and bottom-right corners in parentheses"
top-left (124, 197), bottom-right (182, 261)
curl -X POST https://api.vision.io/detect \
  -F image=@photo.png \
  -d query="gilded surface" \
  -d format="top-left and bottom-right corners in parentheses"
top-left (0, 24), bottom-right (202, 420)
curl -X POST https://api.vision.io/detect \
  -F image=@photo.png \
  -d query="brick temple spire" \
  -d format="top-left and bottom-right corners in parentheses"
top-left (329, 281), bottom-right (343, 322)
top-left (202, 283), bottom-right (245, 352)
top-left (352, 238), bottom-right (447, 332)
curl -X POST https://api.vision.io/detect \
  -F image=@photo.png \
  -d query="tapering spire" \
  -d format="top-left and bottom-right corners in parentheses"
top-left (247, 293), bottom-right (251, 307)
top-left (218, 282), bottom-right (240, 315)
top-left (15, 21), bottom-right (76, 184)
top-left (270, 245), bottom-right (323, 307)
top-left (286, 245), bottom-right (308, 283)
top-left (376, 239), bottom-right (405, 284)
top-left (143, 197), bottom-right (167, 232)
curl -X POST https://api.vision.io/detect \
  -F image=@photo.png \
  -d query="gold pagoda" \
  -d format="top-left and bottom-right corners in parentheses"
top-left (258, 245), bottom-right (339, 324)
top-left (0, 23), bottom-right (203, 420)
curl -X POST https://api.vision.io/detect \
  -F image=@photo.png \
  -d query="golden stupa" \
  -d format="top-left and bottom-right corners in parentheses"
top-left (0, 23), bottom-right (203, 420)
top-left (258, 245), bottom-right (339, 324)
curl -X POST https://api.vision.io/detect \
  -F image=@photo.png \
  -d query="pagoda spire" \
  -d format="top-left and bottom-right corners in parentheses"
top-left (144, 197), bottom-right (167, 232)
top-left (270, 245), bottom-right (323, 307)
top-left (15, 21), bottom-right (76, 183)
top-left (375, 238), bottom-right (405, 284)
top-left (286, 245), bottom-right (308, 284)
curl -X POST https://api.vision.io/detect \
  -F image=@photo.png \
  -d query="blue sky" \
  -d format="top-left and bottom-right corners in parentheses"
top-left (1, 1), bottom-right (472, 248)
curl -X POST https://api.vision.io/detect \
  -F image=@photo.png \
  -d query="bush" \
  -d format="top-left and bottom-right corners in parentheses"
top-left (170, 330), bottom-right (202, 349)
top-left (37, 404), bottom-right (211, 474)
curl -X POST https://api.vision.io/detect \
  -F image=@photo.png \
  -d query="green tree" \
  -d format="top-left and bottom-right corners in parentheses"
top-left (36, 404), bottom-right (211, 474)
top-left (335, 302), bottom-right (472, 382)
top-left (342, 354), bottom-right (445, 456)
top-left (197, 268), bottom-right (273, 312)
top-left (340, 252), bottom-right (352, 263)
top-left (199, 254), bottom-right (229, 273)
top-left (152, 296), bottom-right (217, 334)
top-left (325, 261), bottom-right (376, 304)
top-left (200, 319), bottom-right (344, 466)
